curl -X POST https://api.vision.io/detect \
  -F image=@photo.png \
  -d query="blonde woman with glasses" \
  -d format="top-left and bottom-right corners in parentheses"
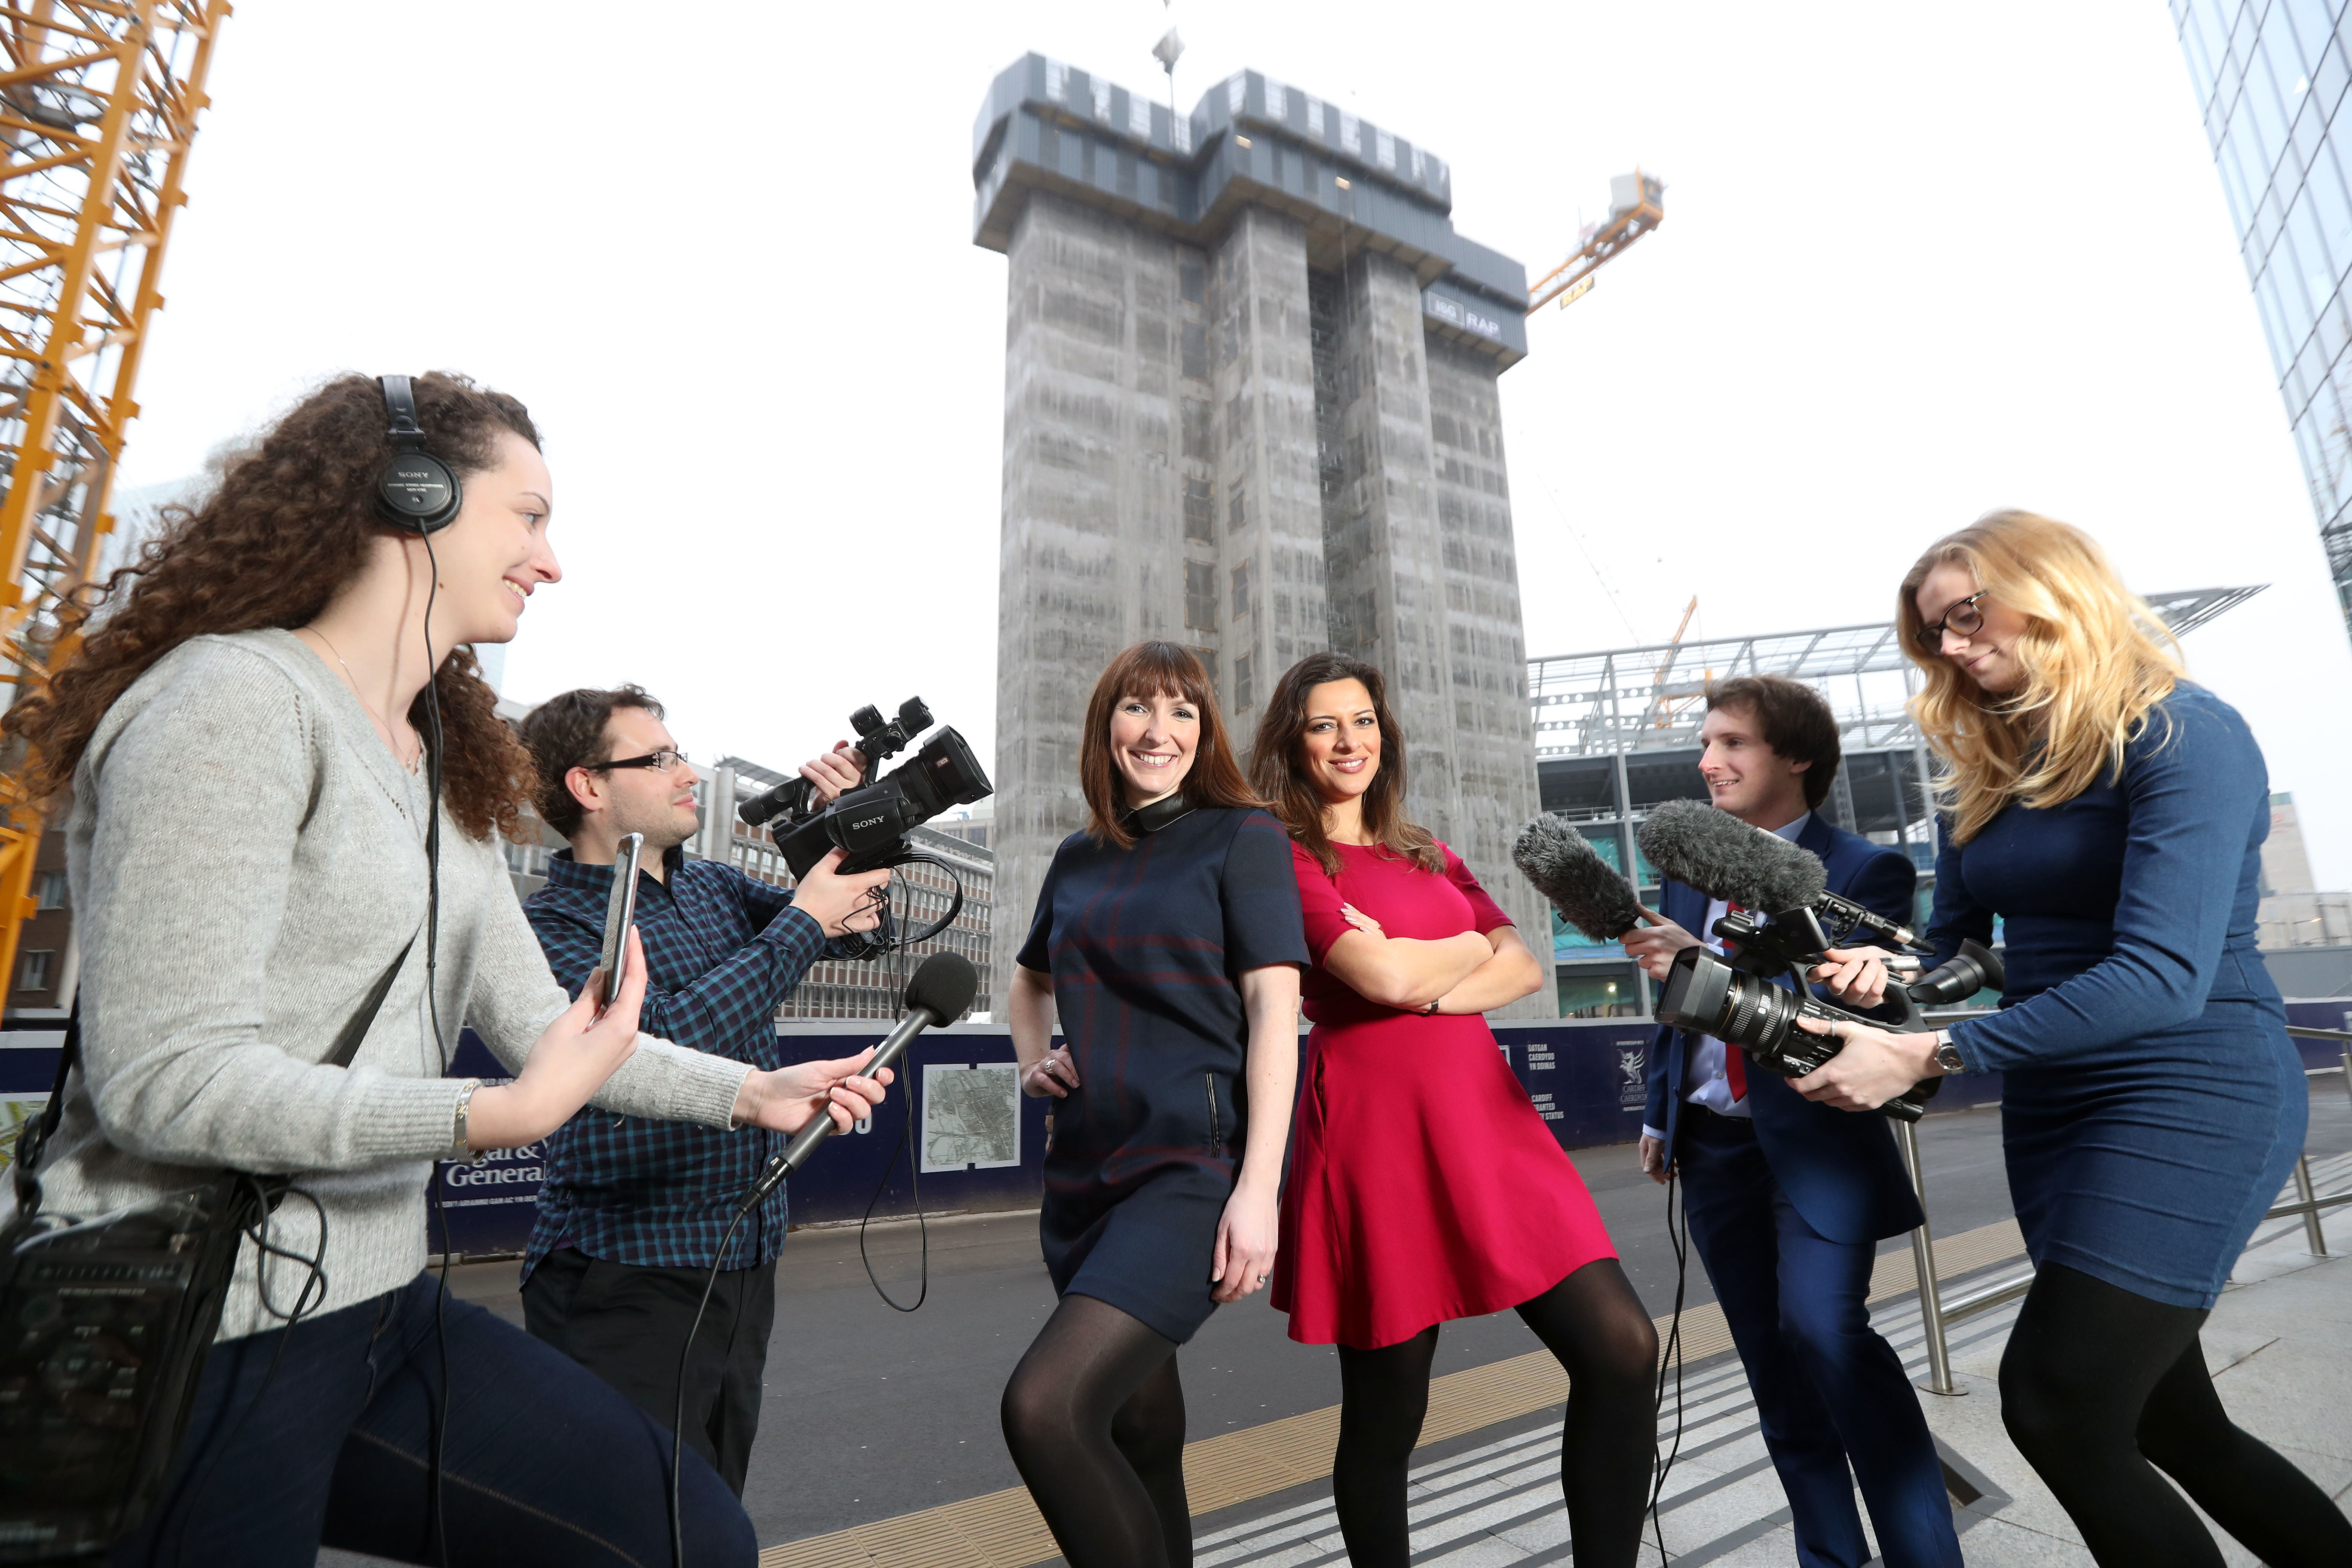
top-left (1791, 511), bottom-right (2351, 1566)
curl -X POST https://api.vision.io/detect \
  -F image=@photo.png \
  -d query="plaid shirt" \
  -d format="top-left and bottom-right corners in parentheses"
top-left (521, 848), bottom-right (834, 1277)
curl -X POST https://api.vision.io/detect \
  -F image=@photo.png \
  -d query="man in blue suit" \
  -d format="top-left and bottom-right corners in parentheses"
top-left (1630, 676), bottom-right (1960, 1568)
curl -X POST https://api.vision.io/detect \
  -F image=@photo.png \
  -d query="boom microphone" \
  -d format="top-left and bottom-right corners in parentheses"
top-left (1636, 799), bottom-right (1918, 948)
top-left (1513, 815), bottom-right (1646, 941)
top-left (736, 951), bottom-right (980, 1214)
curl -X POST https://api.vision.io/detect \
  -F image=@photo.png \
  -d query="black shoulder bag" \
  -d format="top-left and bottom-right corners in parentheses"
top-left (0, 939), bottom-right (413, 1562)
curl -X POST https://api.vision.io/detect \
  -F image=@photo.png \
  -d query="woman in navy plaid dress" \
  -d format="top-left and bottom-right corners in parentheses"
top-left (999, 642), bottom-right (1308, 1568)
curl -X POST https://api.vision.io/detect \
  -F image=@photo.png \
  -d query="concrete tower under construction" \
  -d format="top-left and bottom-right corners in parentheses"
top-left (973, 55), bottom-right (1551, 1012)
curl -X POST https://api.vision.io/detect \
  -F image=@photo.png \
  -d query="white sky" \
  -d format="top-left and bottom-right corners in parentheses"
top-left (117, 1), bottom-right (2352, 883)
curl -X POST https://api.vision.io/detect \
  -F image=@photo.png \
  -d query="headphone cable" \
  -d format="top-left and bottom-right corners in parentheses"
top-left (417, 530), bottom-right (453, 1568)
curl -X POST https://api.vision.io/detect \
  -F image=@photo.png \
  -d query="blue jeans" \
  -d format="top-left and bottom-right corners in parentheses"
top-left (1677, 1106), bottom-right (1960, 1568)
top-left (109, 1271), bottom-right (756, 1568)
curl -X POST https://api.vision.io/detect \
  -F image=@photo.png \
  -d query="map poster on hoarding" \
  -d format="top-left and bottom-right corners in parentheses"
top-left (921, 1062), bottom-right (1020, 1173)
top-left (0, 1094), bottom-right (44, 1178)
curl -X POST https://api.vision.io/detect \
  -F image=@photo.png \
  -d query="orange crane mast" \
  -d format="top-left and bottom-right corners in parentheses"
top-left (0, 0), bottom-right (230, 1004)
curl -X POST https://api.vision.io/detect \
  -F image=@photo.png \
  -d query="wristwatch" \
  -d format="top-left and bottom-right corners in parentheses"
top-left (1931, 1030), bottom-right (1967, 1075)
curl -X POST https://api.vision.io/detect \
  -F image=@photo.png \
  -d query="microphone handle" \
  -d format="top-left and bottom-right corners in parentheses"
top-left (737, 1005), bottom-right (940, 1215)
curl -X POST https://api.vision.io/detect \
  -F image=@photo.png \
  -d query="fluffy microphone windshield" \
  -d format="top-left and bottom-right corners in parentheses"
top-left (905, 951), bottom-right (980, 1022)
top-left (1513, 815), bottom-right (1644, 941)
top-left (1635, 798), bottom-right (1826, 911)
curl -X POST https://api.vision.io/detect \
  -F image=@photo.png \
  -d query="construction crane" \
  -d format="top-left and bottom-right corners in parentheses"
top-left (1638, 595), bottom-right (1706, 733)
top-left (0, 2), bottom-right (230, 1005)
top-left (1527, 168), bottom-right (1664, 315)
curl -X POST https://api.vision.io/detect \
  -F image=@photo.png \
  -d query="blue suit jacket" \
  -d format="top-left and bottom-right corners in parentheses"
top-left (1642, 813), bottom-right (1926, 1244)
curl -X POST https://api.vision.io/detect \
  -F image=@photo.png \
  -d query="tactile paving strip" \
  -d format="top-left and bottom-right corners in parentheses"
top-left (756, 1217), bottom-right (2027, 1568)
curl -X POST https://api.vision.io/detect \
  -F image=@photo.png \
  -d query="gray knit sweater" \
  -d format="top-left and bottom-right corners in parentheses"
top-left (8, 629), bottom-right (752, 1341)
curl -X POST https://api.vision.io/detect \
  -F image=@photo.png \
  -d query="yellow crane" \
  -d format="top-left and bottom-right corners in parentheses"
top-left (1638, 595), bottom-right (1708, 733)
top-left (0, 1), bottom-right (230, 1004)
top-left (1526, 168), bottom-right (1664, 315)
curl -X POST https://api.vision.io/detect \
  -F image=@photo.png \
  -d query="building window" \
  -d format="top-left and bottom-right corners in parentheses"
top-left (1180, 398), bottom-right (1212, 461)
top-left (1231, 560), bottom-right (1253, 620)
top-left (18, 949), bottom-right (53, 992)
top-left (1180, 322), bottom-right (1208, 381)
top-left (1234, 651), bottom-right (1255, 712)
top-left (1188, 646), bottom-right (1219, 687)
top-left (1228, 484), bottom-right (1247, 533)
top-left (1183, 478), bottom-right (1215, 542)
top-left (33, 870), bottom-right (65, 910)
top-left (1185, 561), bottom-right (1218, 630)
top-left (1179, 251), bottom-right (1205, 305)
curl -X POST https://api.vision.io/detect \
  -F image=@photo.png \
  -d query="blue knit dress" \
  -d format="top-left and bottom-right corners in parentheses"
top-left (1932, 683), bottom-right (2304, 1309)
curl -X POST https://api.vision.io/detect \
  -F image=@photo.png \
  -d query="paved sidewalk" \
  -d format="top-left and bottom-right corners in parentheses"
top-left (1911, 1175), bottom-right (2352, 1567)
top-left (312, 1100), bottom-right (2350, 1567)
top-left (1188, 1148), bottom-right (2352, 1567)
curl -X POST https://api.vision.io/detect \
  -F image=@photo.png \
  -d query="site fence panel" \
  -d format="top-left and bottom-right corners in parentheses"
top-left (5, 997), bottom-right (2348, 1264)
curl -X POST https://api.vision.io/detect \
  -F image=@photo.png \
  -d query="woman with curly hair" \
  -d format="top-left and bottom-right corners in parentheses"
top-left (1795, 511), bottom-right (2352, 1566)
top-left (1, 373), bottom-right (888, 1567)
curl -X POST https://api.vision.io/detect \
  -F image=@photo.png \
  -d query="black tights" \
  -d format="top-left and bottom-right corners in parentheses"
top-left (1331, 1259), bottom-right (1658, 1568)
top-left (1000, 1293), bottom-right (1191, 1568)
top-left (2000, 1262), bottom-right (2352, 1567)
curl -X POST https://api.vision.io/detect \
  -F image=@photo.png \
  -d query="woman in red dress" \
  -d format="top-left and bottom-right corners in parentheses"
top-left (1250, 651), bottom-right (1658, 1568)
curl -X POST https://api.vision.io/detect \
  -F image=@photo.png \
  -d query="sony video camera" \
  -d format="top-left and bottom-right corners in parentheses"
top-left (736, 696), bottom-right (993, 879)
top-left (1654, 906), bottom-right (2002, 1123)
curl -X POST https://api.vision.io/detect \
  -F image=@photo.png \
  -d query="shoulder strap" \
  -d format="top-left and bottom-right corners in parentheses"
top-left (326, 935), bottom-right (414, 1070)
top-left (15, 932), bottom-right (415, 1192)
top-left (22, 999), bottom-right (77, 1153)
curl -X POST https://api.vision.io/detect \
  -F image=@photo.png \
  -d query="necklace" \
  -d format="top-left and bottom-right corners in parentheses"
top-left (304, 626), bottom-right (419, 770)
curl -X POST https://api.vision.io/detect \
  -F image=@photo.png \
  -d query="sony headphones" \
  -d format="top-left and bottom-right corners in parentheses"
top-left (374, 374), bottom-right (462, 533)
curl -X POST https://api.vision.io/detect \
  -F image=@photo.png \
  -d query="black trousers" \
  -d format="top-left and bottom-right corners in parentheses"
top-left (520, 1247), bottom-right (778, 1497)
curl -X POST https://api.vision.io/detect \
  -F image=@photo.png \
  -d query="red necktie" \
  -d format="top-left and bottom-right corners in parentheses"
top-left (1722, 902), bottom-right (1748, 1102)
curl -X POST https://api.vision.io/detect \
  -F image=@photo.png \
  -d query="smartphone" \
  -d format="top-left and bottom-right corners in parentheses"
top-left (595, 832), bottom-right (645, 1013)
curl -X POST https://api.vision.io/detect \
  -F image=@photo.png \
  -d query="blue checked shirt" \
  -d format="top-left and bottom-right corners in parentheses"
top-left (521, 848), bottom-right (843, 1277)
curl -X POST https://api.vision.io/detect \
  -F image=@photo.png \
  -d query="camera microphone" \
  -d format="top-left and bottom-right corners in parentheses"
top-left (736, 952), bottom-right (980, 1214)
top-left (1635, 800), bottom-right (1919, 949)
top-left (1513, 815), bottom-right (1647, 941)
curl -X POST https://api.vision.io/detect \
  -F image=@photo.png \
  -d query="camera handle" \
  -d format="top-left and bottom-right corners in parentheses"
top-left (1785, 983), bottom-right (1937, 1124)
top-left (1725, 943), bottom-right (1939, 1123)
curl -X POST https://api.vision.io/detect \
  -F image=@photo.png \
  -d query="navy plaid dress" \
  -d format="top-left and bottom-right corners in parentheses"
top-left (1016, 801), bottom-right (1307, 1343)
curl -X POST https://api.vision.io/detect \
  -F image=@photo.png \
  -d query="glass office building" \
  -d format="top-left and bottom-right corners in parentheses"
top-left (2172, 0), bottom-right (2352, 631)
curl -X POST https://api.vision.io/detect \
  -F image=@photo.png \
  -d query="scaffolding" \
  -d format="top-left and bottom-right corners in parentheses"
top-left (1528, 585), bottom-right (2266, 763)
top-left (1530, 586), bottom-right (2266, 1016)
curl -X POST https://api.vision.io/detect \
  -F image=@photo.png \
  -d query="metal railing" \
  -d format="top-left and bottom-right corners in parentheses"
top-left (2258, 894), bottom-right (2352, 950)
top-left (1900, 1035), bottom-right (2352, 1397)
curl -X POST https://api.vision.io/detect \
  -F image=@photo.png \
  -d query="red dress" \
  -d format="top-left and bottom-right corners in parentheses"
top-left (1270, 839), bottom-right (1617, 1349)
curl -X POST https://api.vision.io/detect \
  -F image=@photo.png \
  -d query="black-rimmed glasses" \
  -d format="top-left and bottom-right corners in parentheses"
top-left (1917, 591), bottom-right (1989, 652)
top-left (589, 749), bottom-right (691, 775)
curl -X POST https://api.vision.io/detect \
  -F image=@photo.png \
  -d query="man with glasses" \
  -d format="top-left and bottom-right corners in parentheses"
top-left (511, 684), bottom-right (890, 1495)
